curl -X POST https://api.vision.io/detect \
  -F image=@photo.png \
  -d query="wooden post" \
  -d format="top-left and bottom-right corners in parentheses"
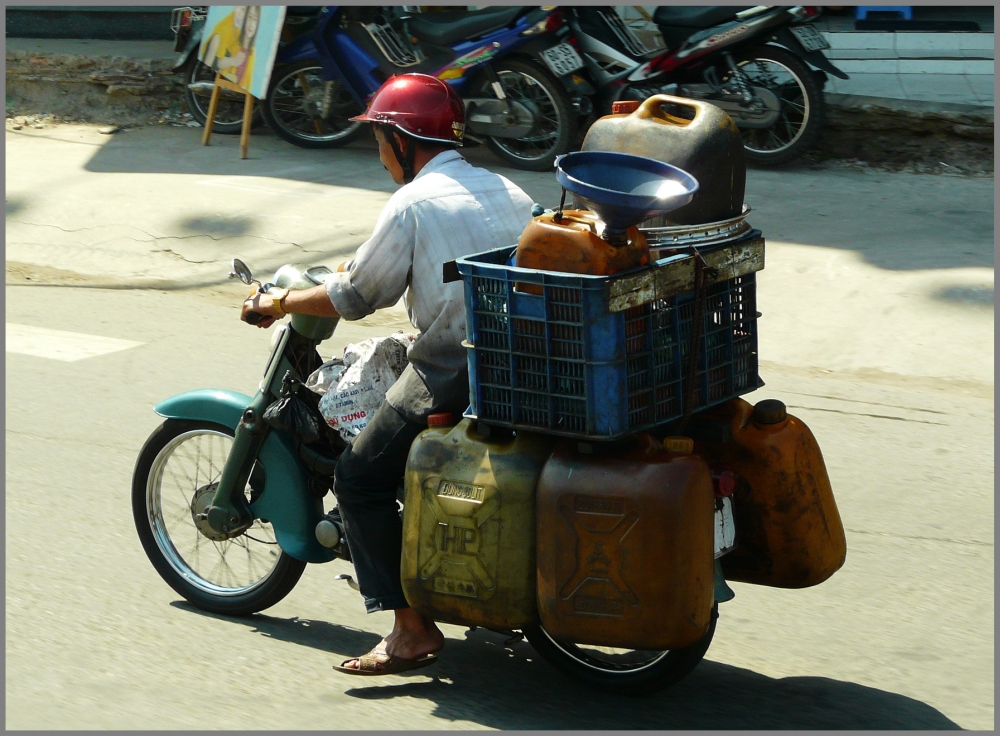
top-left (201, 72), bottom-right (256, 159)
top-left (201, 73), bottom-right (223, 146)
top-left (239, 92), bottom-right (254, 159)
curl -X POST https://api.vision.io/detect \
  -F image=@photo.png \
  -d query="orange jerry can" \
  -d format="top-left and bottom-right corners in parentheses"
top-left (695, 398), bottom-right (847, 588)
top-left (514, 209), bottom-right (650, 295)
top-left (536, 435), bottom-right (715, 650)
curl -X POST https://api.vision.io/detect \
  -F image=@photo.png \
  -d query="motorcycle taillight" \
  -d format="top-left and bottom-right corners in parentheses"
top-left (802, 6), bottom-right (820, 17)
top-left (545, 10), bottom-right (565, 32)
top-left (180, 9), bottom-right (192, 26)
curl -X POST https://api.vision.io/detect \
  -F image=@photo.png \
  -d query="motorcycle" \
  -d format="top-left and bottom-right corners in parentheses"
top-left (133, 240), bottom-right (847, 693)
top-left (564, 6), bottom-right (849, 166)
top-left (257, 6), bottom-right (591, 170)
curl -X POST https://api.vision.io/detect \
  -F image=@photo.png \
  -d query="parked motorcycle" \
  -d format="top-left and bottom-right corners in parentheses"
top-left (169, 5), bottom-right (318, 134)
top-left (133, 238), bottom-right (847, 693)
top-left (564, 6), bottom-right (849, 166)
top-left (260, 6), bottom-right (591, 170)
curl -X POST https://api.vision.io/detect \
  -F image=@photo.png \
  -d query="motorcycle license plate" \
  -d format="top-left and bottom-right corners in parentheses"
top-left (790, 25), bottom-right (830, 52)
top-left (540, 43), bottom-right (584, 78)
top-left (714, 497), bottom-right (736, 558)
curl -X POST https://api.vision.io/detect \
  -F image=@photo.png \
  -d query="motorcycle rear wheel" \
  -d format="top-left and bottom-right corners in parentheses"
top-left (183, 59), bottom-right (247, 135)
top-left (479, 59), bottom-right (576, 171)
top-left (260, 60), bottom-right (366, 149)
top-left (730, 45), bottom-right (824, 166)
top-left (132, 419), bottom-right (306, 616)
top-left (523, 604), bottom-right (718, 695)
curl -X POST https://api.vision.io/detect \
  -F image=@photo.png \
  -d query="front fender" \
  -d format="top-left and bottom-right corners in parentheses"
top-left (172, 22), bottom-right (205, 72)
top-left (155, 390), bottom-right (336, 564)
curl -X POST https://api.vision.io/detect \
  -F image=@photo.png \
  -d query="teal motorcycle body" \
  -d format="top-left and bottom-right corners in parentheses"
top-left (154, 388), bottom-right (337, 564)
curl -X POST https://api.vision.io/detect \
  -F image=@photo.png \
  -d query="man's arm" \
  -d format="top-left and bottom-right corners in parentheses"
top-left (241, 284), bottom-right (339, 329)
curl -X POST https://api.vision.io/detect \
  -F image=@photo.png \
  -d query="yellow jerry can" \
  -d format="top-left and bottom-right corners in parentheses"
top-left (401, 418), bottom-right (554, 629)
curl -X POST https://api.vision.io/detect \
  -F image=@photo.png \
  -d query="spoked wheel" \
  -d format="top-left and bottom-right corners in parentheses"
top-left (260, 60), bottom-right (366, 149)
top-left (183, 59), bottom-right (248, 135)
top-left (728, 45), bottom-right (824, 166)
top-left (132, 419), bottom-right (306, 616)
top-left (524, 604), bottom-right (718, 695)
top-left (480, 59), bottom-right (576, 171)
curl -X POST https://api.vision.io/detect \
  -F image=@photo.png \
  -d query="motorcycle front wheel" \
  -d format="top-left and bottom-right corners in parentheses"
top-left (260, 60), bottom-right (366, 149)
top-left (523, 604), bottom-right (718, 695)
top-left (132, 419), bottom-right (306, 616)
top-left (479, 59), bottom-right (576, 171)
top-left (183, 59), bottom-right (248, 135)
top-left (729, 45), bottom-right (824, 166)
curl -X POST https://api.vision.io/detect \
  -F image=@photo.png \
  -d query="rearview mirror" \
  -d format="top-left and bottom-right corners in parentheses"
top-left (229, 258), bottom-right (258, 286)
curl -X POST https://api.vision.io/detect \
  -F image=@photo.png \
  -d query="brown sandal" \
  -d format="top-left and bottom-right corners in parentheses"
top-left (332, 648), bottom-right (438, 677)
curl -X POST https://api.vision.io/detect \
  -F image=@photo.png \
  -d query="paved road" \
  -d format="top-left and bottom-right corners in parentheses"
top-left (5, 125), bottom-right (994, 730)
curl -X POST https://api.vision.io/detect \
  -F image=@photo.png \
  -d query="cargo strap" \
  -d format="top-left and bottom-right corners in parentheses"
top-left (680, 248), bottom-right (719, 428)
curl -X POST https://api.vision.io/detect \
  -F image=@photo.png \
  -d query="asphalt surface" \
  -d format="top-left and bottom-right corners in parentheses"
top-left (5, 124), bottom-right (994, 730)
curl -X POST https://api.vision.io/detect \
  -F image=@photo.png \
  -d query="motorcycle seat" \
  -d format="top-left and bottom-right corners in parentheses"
top-left (407, 7), bottom-right (525, 47)
top-left (286, 6), bottom-right (322, 18)
top-left (652, 6), bottom-right (752, 30)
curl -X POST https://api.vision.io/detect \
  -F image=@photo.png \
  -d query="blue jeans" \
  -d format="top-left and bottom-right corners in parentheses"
top-left (333, 402), bottom-right (425, 613)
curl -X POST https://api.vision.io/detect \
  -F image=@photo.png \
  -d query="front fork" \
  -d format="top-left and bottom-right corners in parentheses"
top-left (203, 390), bottom-right (272, 536)
top-left (203, 324), bottom-right (298, 537)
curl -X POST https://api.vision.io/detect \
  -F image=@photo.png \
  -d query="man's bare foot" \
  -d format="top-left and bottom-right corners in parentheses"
top-left (341, 608), bottom-right (444, 670)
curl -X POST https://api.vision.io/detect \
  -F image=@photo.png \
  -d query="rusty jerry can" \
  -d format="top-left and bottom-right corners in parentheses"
top-left (581, 95), bottom-right (745, 226)
top-left (536, 434), bottom-right (715, 650)
top-left (694, 398), bottom-right (847, 588)
top-left (401, 418), bottom-right (554, 629)
top-left (514, 209), bottom-right (650, 295)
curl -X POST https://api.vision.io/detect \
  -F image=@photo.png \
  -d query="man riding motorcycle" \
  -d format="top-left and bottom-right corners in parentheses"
top-left (239, 73), bottom-right (535, 676)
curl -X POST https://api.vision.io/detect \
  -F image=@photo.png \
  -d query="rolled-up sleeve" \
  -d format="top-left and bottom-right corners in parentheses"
top-left (324, 194), bottom-right (415, 321)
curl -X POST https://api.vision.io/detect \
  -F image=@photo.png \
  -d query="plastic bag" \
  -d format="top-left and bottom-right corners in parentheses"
top-left (304, 358), bottom-right (345, 396)
top-left (308, 332), bottom-right (417, 444)
top-left (263, 372), bottom-right (323, 445)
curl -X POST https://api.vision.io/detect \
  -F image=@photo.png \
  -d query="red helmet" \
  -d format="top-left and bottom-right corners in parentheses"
top-left (351, 73), bottom-right (465, 146)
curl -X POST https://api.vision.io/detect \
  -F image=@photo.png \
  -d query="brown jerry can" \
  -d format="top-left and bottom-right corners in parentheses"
top-left (580, 95), bottom-right (746, 226)
top-left (401, 418), bottom-right (554, 630)
top-left (536, 434), bottom-right (715, 650)
top-left (514, 209), bottom-right (650, 295)
top-left (694, 398), bottom-right (848, 588)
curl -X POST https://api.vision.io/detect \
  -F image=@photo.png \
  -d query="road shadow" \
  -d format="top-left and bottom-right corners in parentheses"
top-left (178, 214), bottom-right (256, 238)
top-left (932, 283), bottom-right (994, 308)
top-left (170, 602), bottom-right (960, 730)
top-left (5, 195), bottom-right (28, 218)
top-left (77, 126), bottom-right (993, 273)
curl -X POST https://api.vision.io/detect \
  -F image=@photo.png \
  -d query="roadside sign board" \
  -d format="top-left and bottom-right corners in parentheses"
top-left (198, 5), bottom-right (286, 100)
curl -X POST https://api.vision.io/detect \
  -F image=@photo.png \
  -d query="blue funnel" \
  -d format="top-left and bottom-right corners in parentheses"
top-left (555, 151), bottom-right (699, 236)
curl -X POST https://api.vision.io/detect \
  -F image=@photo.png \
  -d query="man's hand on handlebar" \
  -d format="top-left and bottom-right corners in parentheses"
top-left (241, 287), bottom-right (283, 329)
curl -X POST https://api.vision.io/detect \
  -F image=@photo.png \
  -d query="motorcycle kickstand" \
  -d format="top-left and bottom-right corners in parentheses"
top-left (334, 573), bottom-right (360, 591)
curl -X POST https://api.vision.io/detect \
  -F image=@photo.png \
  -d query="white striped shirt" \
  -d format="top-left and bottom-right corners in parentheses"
top-left (325, 149), bottom-right (534, 421)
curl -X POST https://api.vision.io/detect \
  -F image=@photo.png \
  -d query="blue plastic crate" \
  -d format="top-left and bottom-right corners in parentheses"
top-left (454, 238), bottom-right (763, 440)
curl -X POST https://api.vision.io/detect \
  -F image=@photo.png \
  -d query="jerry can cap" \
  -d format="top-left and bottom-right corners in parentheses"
top-left (427, 412), bottom-right (456, 428)
top-left (752, 399), bottom-right (787, 425)
top-left (663, 436), bottom-right (694, 454)
top-left (612, 100), bottom-right (640, 115)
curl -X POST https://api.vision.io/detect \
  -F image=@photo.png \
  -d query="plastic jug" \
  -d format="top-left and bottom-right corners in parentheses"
top-left (401, 418), bottom-right (554, 629)
top-left (694, 398), bottom-right (848, 588)
top-left (581, 95), bottom-right (746, 226)
top-left (514, 209), bottom-right (650, 295)
top-left (536, 434), bottom-right (715, 650)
